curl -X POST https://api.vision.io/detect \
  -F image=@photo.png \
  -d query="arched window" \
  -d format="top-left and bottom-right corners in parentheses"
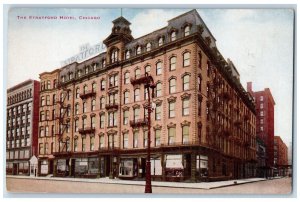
top-left (135, 68), bottom-right (141, 79)
top-left (156, 62), bottom-right (162, 75)
top-left (91, 99), bottom-right (96, 111)
top-left (158, 37), bottom-right (163, 46)
top-left (169, 56), bottom-right (176, 71)
top-left (146, 43), bottom-right (151, 52)
top-left (100, 97), bottom-right (105, 109)
top-left (92, 82), bottom-right (96, 92)
top-left (111, 49), bottom-right (118, 63)
top-left (75, 103), bottom-right (79, 115)
top-left (183, 52), bottom-right (191, 67)
top-left (145, 65), bottom-right (151, 74)
top-left (83, 102), bottom-right (87, 113)
top-left (184, 26), bottom-right (190, 36)
top-left (124, 72), bottom-right (130, 84)
top-left (134, 89), bottom-right (140, 102)
top-left (171, 31), bottom-right (176, 41)
top-left (124, 91), bottom-right (129, 104)
top-left (156, 82), bottom-right (162, 97)
top-left (169, 78), bottom-right (176, 93)
top-left (125, 50), bottom-right (130, 59)
top-left (183, 75), bottom-right (190, 91)
top-left (83, 85), bottom-right (88, 93)
top-left (76, 88), bottom-right (80, 99)
top-left (136, 46), bottom-right (141, 55)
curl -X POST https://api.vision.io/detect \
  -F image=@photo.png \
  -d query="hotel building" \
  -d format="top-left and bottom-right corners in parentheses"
top-left (38, 10), bottom-right (257, 181)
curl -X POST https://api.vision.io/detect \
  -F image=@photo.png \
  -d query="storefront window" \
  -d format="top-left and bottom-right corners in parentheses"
top-left (165, 155), bottom-right (183, 177)
top-left (119, 159), bottom-right (138, 177)
top-left (57, 159), bottom-right (67, 175)
top-left (196, 155), bottom-right (208, 177)
top-left (151, 157), bottom-right (162, 175)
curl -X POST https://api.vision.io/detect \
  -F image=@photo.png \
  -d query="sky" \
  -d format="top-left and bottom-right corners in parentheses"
top-left (6, 8), bottom-right (294, 146)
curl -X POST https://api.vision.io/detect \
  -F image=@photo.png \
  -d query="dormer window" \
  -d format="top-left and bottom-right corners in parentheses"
top-left (85, 66), bottom-right (89, 74)
top-left (125, 50), bottom-right (130, 59)
top-left (136, 46), bottom-right (141, 55)
top-left (158, 37), bottom-right (163, 46)
top-left (69, 72), bottom-right (73, 80)
top-left (111, 49), bottom-right (118, 63)
top-left (93, 63), bottom-right (98, 71)
top-left (61, 76), bottom-right (65, 82)
top-left (171, 31), bottom-right (176, 41)
top-left (184, 26), bottom-right (190, 36)
top-left (146, 43), bottom-right (151, 52)
top-left (77, 70), bottom-right (81, 77)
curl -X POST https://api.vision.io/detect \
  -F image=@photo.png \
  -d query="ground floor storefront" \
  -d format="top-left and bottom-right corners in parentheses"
top-left (6, 160), bottom-right (30, 176)
top-left (46, 146), bottom-right (256, 182)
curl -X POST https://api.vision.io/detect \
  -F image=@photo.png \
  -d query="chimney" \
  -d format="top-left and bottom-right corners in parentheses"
top-left (247, 82), bottom-right (252, 93)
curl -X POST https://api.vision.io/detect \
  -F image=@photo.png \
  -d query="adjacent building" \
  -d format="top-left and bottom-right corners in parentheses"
top-left (274, 136), bottom-right (288, 176)
top-left (6, 79), bottom-right (40, 175)
top-left (38, 9), bottom-right (257, 181)
top-left (247, 82), bottom-right (275, 177)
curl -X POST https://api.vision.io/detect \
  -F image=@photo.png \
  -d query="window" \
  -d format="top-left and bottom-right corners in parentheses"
top-left (75, 119), bottom-right (79, 132)
top-left (169, 78), bottom-right (176, 93)
top-left (91, 99), bottom-right (96, 111)
top-left (109, 75), bottom-right (118, 87)
top-left (133, 131), bottom-right (138, 148)
top-left (100, 135), bottom-right (104, 149)
top-left (170, 56), bottom-right (176, 71)
top-left (125, 50), bottom-right (130, 59)
top-left (144, 130), bottom-right (148, 148)
top-left (198, 98), bottom-right (202, 116)
top-left (111, 49), bottom-right (118, 63)
top-left (101, 79), bottom-right (106, 90)
top-left (156, 62), bottom-right (162, 75)
top-left (123, 133), bottom-right (128, 149)
top-left (102, 59), bottom-right (106, 68)
top-left (183, 99), bottom-right (190, 116)
top-left (45, 143), bottom-right (49, 154)
top-left (74, 139), bottom-right (78, 152)
top-left (100, 97), bottom-right (105, 109)
top-left (75, 103), bottom-right (79, 115)
top-left (45, 126), bottom-right (49, 136)
top-left (83, 85), bottom-right (88, 93)
top-left (198, 76), bottom-right (202, 92)
top-left (46, 110), bottom-right (50, 120)
top-left (168, 127), bottom-right (175, 145)
top-left (144, 87), bottom-right (149, 100)
top-left (156, 82), bottom-right (162, 97)
top-left (83, 102), bottom-right (87, 113)
top-left (146, 43), bottom-right (151, 52)
top-left (108, 135), bottom-right (113, 149)
top-left (260, 126), bottom-right (264, 132)
top-left (92, 83), bottom-right (96, 92)
top-left (136, 46), bottom-right (141, 55)
top-left (40, 111), bottom-right (45, 121)
top-left (90, 136), bottom-right (95, 151)
top-left (158, 37), bottom-right (163, 46)
top-left (41, 96), bottom-right (45, 106)
top-left (260, 96), bottom-right (264, 101)
top-left (39, 143), bottom-right (44, 155)
top-left (123, 91), bottom-right (129, 104)
top-left (77, 70), bottom-right (82, 77)
top-left (155, 104), bottom-right (161, 120)
top-left (133, 108), bottom-right (139, 121)
top-left (171, 31), bottom-right (176, 41)
top-left (85, 66), bottom-right (89, 74)
top-left (100, 114), bottom-right (105, 128)
top-left (260, 119), bottom-right (264, 124)
top-left (134, 89), bottom-right (140, 102)
top-left (155, 129), bottom-right (161, 146)
top-left (183, 75), bottom-right (190, 91)
top-left (91, 116), bottom-right (96, 128)
top-left (108, 111), bottom-right (118, 127)
top-left (46, 95), bottom-right (50, 105)
top-left (135, 68), bottom-right (141, 79)
top-left (123, 110), bottom-right (129, 125)
top-left (51, 125), bottom-right (55, 136)
top-left (182, 126), bottom-right (189, 144)
top-left (144, 108), bottom-right (149, 120)
top-left (260, 111), bottom-right (264, 116)
top-left (82, 117), bottom-right (87, 129)
top-left (93, 63), bottom-right (98, 71)
top-left (76, 88), bottom-right (80, 99)
top-left (39, 126), bottom-right (44, 137)
top-left (260, 103), bottom-right (264, 109)
top-left (184, 26), bottom-right (190, 36)
top-left (145, 65), bottom-right (151, 74)
top-left (124, 72), bottom-right (130, 84)
top-left (82, 137), bottom-right (86, 152)
top-left (169, 102), bottom-right (175, 118)
top-left (183, 52), bottom-right (190, 67)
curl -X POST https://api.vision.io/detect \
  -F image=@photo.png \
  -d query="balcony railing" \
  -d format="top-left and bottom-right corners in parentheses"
top-left (105, 102), bottom-right (119, 110)
top-left (79, 90), bottom-right (96, 99)
top-left (78, 127), bottom-right (95, 134)
top-left (130, 119), bottom-right (149, 128)
top-left (130, 74), bottom-right (153, 85)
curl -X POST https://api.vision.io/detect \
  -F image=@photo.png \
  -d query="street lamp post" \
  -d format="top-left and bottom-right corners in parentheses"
top-left (144, 78), bottom-right (156, 194)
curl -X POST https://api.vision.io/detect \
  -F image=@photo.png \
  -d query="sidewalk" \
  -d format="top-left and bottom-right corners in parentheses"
top-left (7, 175), bottom-right (269, 190)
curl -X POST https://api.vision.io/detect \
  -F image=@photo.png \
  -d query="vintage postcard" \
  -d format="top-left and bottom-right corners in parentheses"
top-left (5, 6), bottom-right (294, 195)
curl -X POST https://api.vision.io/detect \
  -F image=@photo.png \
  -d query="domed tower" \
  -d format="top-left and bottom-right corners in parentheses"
top-left (103, 16), bottom-right (134, 64)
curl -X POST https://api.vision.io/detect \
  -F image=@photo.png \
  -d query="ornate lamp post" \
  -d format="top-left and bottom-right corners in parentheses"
top-left (144, 74), bottom-right (156, 194)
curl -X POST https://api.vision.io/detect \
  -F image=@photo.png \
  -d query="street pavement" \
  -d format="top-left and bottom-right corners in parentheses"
top-left (5, 175), bottom-right (292, 195)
